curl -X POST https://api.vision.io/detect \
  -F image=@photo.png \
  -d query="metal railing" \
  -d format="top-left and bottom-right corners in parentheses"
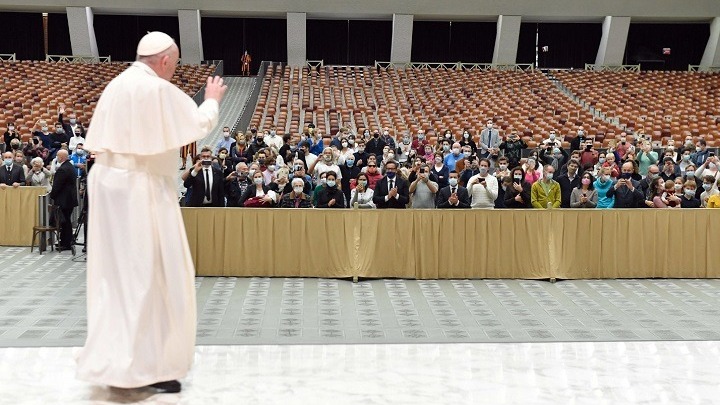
top-left (306, 60), bottom-right (324, 68)
top-left (374, 61), bottom-right (534, 71)
top-left (688, 65), bottom-right (720, 72)
top-left (0, 53), bottom-right (17, 61)
top-left (584, 64), bottom-right (640, 72)
top-left (45, 55), bottom-right (112, 63)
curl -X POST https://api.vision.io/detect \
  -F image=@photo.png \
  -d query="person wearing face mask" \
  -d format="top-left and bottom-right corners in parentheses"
top-left (316, 171), bottom-right (345, 208)
top-left (309, 147), bottom-right (342, 184)
top-left (442, 129), bottom-right (454, 142)
top-left (592, 167), bottom-right (615, 209)
top-left (264, 126), bottom-right (283, 151)
top-left (32, 119), bottom-right (53, 151)
top-left (247, 130), bottom-right (268, 157)
top-left (492, 156), bottom-right (511, 179)
top-left (707, 178), bottom-right (720, 208)
top-left (636, 141), bottom-right (659, 178)
top-left (373, 161), bottom-right (409, 209)
top-left (436, 171), bottom-right (470, 209)
top-left (312, 172), bottom-right (328, 206)
top-left (68, 128), bottom-right (86, 153)
top-left (679, 180), bottom-right (701, 208)
top-left (494, 176), bottom-right (513, 208)
top-left (459, 129), bottom-right (477, 153)
top-left (555, 159), bottom-right (582, 208)
top-left (365, 130), bottom-right (386, 157)
top-left (578, 139), bottom-right (599, 171)
top-left (350, 173), bottom-right (376, 209)
top-left (638, 164), bottom-right (660, 202)
top-left (58, 104), bottom-right (85, 137)
top-left (25, 157), bottom-right (52, 191)
top-left (409, 164), bottom-right (438, 209)
top-left (339, 154), bottom-right (361, 203)
top-left (459, 157), bottom-right (480, 187)
top-left (215, 147), bottom-right (234, 177)
top-left (352, 138), bottom-right (368, 169)
top-left (605, 162), bottom-right (644, 208)
top-left (541, 130), bottom-right (562, 149)
top-left (214, 126), bottom-right (235, 155)
top-left (269, 167), bottom-right (292, 198)
top-left (439, 139), bottom-right (452, 157)
top-left (279, 177), bottom-right (313, 208)
top-left (430, 152), bottom-right (450, 189)
top-left (692, 139), bottom-right (710, 167)
top-left (225, 162), bottom-right (252, 207)
top-left (614, 133), bottom-right (633, 160)
top-left (694, 154), bottom-right (719, 183)
top-left (184, 147), bottom-right (226, 207)
top-left (600, 152), bottom-right (620, 179)
top-left (699, 175), bottom-right (719, 207)
top-left (412, 130), bottom-right (429, 156)
top-left (0, 151), bottom-right (24, 188)
top-left (570, 126), bottom-right (586, 153)
top-left (3, 122), bottom-right (20, 153)
top-left (380, 128), bottom-right (396, 149)
top-left (70, 143), bottom-right (89, 178)
top-left (444, 142), bottom-right (464, 172)
top-left (541, 146), bottom-right (569, 174)
top-left (523, 158), bottom-right (542, 185)
top-left (230, 137), bottom-right (251, 164)
top-left (467, 158), bottom-right (498, 209)
top-left (531, 165), bottom-right (562, 209)
top-left (479, 120), bottom-right (500, 160)
top-left (397, 134), bottom-right (413, 164)
top-left (498, 130), bottom-right (527, 169)
top-left (261, 159), bottom-right (278, 186)
top-left (503, 167), bottom-right (532, 208)
top-left (570, 172), bottom-right (598, 208)
top-left (453, 146), bottom-right (474, 173)
top-left (678, 150), bottom-right (695, 174)
top-left (238, 170), bottom-right (277, 207)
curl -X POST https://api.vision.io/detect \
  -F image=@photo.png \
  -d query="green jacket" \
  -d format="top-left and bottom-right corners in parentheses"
top-left (531, 180), bottom-right (561, 209)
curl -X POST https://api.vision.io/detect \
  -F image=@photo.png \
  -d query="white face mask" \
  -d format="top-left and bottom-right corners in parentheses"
top-left (254, 177), bottom-right (263, 185)
top-left (499, 164), bottom-right (507, 171)
top-left (545, 173), bottom-right (554, 180)
top-left (448, 178), bottom-right (458, 187)
top-left (387, 153), bottom-right (395, 160)
top-left (223, 131), bottom-right (230, 137)
top-left (293, 186), bottom-right (304, 194)
top-left (268, 165), bottom-right (276, 172)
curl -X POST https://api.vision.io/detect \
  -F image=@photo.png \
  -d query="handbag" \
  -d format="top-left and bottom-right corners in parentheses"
top-left (243, 196), bottom-right (270, 207)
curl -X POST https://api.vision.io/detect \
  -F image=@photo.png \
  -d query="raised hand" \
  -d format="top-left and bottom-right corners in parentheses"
top-left (204, 76), bottom-right (228, 103)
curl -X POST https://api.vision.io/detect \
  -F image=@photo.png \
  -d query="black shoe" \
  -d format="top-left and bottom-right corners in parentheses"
top-left (148, 380), bottom-right (181, 393)
top-left (55, 244), bottom-right (72, 251)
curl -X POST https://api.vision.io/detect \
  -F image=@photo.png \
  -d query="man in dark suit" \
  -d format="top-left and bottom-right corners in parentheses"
top-left (183, 147), bottom-right (225, 207)
top-left (49, 149), bottom-right (78, 250)
top-left (373, 160), bottom-right (409, 209)
top-left (555, 159), bottom-right (582, 208)
top-left (436, 171), bottom-right (470, 208)
top-left (0, 151), bottom-right (25, 188)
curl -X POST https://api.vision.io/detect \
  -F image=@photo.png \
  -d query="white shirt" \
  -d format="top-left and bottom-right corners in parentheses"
top-left (264, 134), bottom-right (283, 151)
top-left (69, 135), bottom-right (85, 151)
top-left (468, 173), bottom-right (499, 209)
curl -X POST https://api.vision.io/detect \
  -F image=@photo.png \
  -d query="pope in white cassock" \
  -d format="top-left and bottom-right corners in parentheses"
top-left (76, 32), bottom-right (227, 393)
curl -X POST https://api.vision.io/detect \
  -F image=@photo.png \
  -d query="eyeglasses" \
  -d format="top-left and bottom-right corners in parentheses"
top-left (368, 165), bottom-right (376, 167)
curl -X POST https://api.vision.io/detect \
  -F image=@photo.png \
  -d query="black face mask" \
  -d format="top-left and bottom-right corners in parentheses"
top-left (373, 133), bottom-right (379, 138)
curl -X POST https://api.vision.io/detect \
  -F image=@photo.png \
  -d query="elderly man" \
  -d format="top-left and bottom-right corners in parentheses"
top-left (531, 165), bottom-right (561, 209)
top-left (0, 151), bottom-right (24, 188)
top-left (279, 177), bottom-right (313, 208)
top-left (606, 162), bottom-right (644, 208)
top-left (48, 149), bottom-right (78, 250)
top-left (77, 32), bottom-right (226, 393)
top-left (444, 142), bottom-right (464, 172)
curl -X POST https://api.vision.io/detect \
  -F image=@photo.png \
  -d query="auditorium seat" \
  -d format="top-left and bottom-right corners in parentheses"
top-left (0, 60), bottom-right (215, 134)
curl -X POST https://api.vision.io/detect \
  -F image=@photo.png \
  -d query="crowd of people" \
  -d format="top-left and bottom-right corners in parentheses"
top-left (178, 120), bottom-right (720, 210)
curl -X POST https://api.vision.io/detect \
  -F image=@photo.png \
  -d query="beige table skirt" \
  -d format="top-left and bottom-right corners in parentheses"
top-left (182, 208), bottom-right (720, 279)
top-left (0, 187), bottom-right (46, 246)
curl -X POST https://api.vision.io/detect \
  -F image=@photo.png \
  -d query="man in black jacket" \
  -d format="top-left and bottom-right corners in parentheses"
top-left (436, 171), bottom-right (470, 208)
top-left (555, 159), bottom-right (582, 208)
top-left (373, 160), bottom-right (409, 209)
top-left (183, 148), bottom-right (225, 207)
top-left (606, 162), bottom-right (644, 208)
top-left (49, 149), bottom-right (78, 250)
top-left (225, 162), bottom-right (252, 207)
top-left (0, 151), bottom-right (25, 187)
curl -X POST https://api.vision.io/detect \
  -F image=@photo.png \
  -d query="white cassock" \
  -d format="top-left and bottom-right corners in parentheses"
top-left (76, 61), bottom-right (219, 388)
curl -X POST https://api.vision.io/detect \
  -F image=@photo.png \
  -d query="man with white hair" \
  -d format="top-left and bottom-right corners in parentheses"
top-left (279, 177), bottom-right (313, 208)
top-left (48, 149), bottom-right (78, 250)
top-left (77, 32), bottom-right (227, 393)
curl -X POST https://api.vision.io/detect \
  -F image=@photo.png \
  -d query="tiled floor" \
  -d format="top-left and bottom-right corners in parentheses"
top-left (1, 341), bottom-right (718, 404)
top-left (3, 247), bottom-right (720, 346)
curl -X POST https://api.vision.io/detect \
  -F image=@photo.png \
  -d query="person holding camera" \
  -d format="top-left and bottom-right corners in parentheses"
top-left (183, 147), bottom-right (225, 207)
top-left (498, 129), bottom-right (527, 169)
top-left (225, 162), bottom-right (252, 207)
top-left (409, 164), bottom-right (438, 208)
top-left (606, 162), bottom-right (645, 208)
top-left (467, 158), bottom-right (498, 209)
top-left (3, 122), bottom-right (20, 153)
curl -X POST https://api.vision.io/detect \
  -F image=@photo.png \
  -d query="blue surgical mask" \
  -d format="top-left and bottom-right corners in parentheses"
top-left (326, 180), bottom-right (336, 188)
top-left (69, 119), bottom-right (76, 125)
top-left (3, 158), bottom-right (12, 166)
top-left (346, 160), bottom-right (355, 167)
